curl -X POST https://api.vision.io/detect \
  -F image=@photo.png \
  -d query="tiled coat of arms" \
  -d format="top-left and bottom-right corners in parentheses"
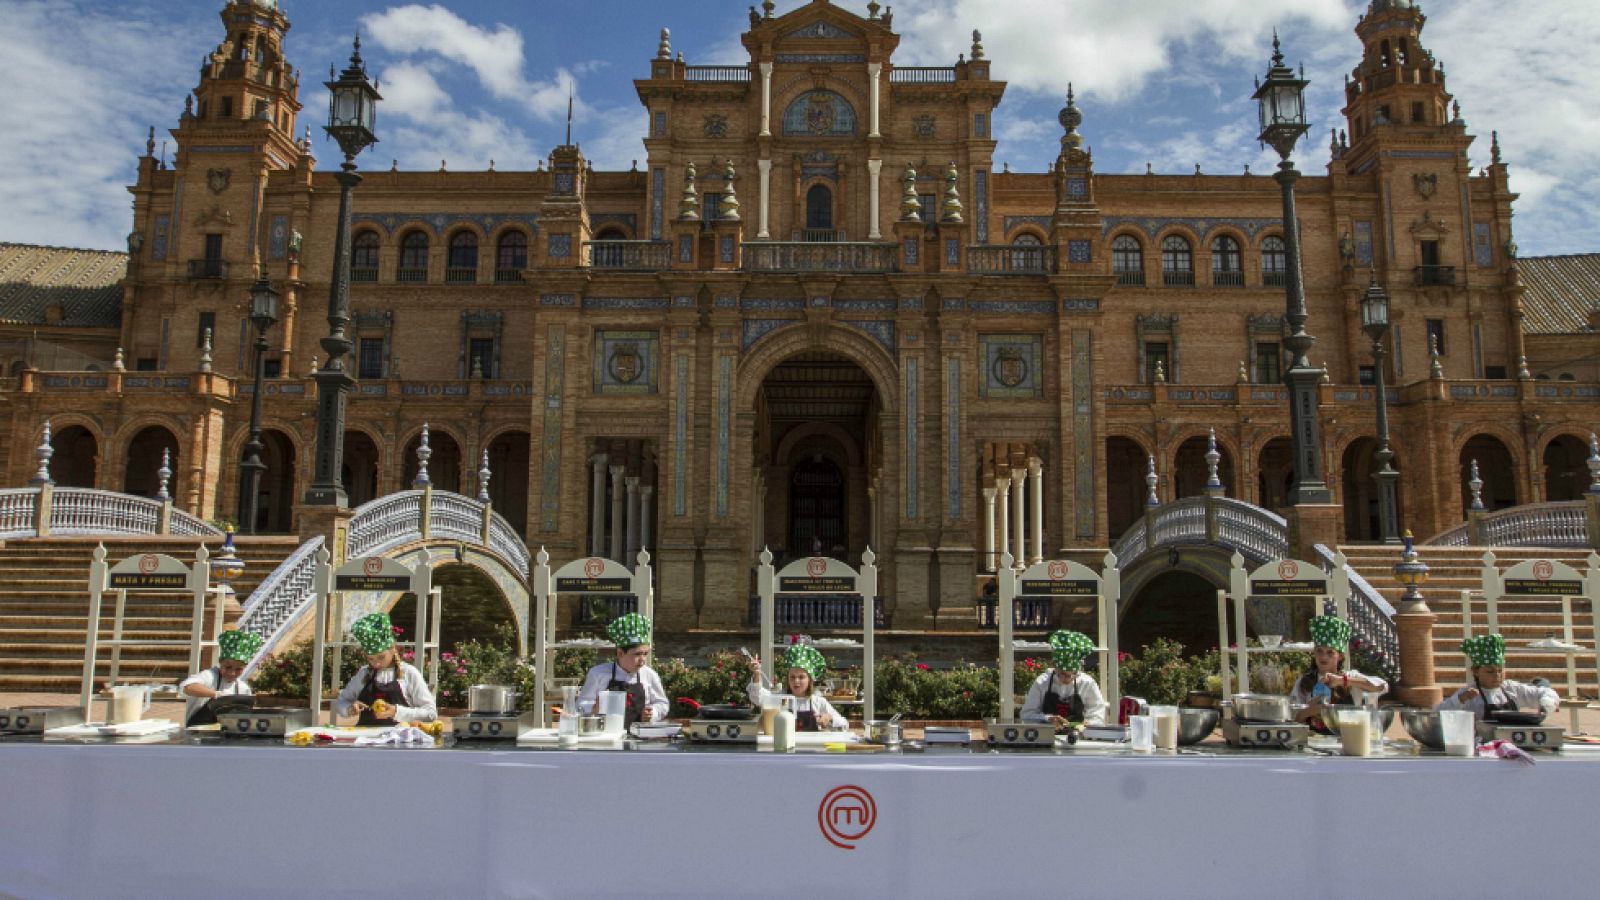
top-left (593, 331), bottom-right (659, 394)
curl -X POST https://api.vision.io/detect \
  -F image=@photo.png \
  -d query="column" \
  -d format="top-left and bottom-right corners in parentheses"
top-left (609, 465), bottom-right (625, 561)
top-left (982, 487), bottom-right (997, 572)
top-left (1028, 457), bottom-right (1044, 565)
top-left (758, 159), bottom-right (773, 239)
top-left (639, 485), bottom-right (654, 560)
top-left (996, 476), bottom-right (1010, 564)
top-left (1011, 468), bottom-right (1026, 569)
top-left (625, 476), bottom-right (641, 565)
top-left (866, 159), bottom-right (883, 240)
top-left (759, 62), bottom-right (773, 136)
top-left (589, 452), bottom-right (608, 556)
top-left (867, 62), bottom-right (882, 137)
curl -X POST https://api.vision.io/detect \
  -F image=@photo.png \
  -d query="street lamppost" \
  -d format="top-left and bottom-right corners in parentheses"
top-left (305, 36), bottom-right (381, 507)
top-left (1360, 277), bottom-right (1401, 543)
top-left (237, 272), bottom-right (279, 534)
top-left (1253, 34), bottom-right (1331, 504)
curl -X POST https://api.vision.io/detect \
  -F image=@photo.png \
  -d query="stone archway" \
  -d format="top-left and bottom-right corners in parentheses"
top-left (123, 426), bottom-right (180, 498)
top-left (486, 430), bottom-right (531, 536)
top-left (1341, 437), bottom-right (1404, 541)
top-left (1256, 437), bottom-right (1294, 512)
top-left (1120, 569), bottom-right (1231, 657)
top-left (342, 430), bottom-right (380, 508)
top-left (50, 425), bottom-right (99, 488)
top-left (1460, 434), bottom-right (1518, 512)
top-left (1542, 434), bottom-right (1590, 502)
top-left (255, 429), bottom-right (297, 534)
top-left (389, 562), bottom-right (519, 654)
top-left (1106, 436), bottom-right (1148, 544)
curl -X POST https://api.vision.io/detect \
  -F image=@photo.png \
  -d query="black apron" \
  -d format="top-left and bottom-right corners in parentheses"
top-left (1042, 671), bottom-right (1086, 722)
top-left (356, 667), bottom-right (409, 727)
top-left (606, 663), bottom-right (649, 728)
top-left (185, 668), bottom-right (239, 728)
top-left (795, 702), bottom-right (819, 733)
top-left (1476, 677), bottom-right (1520, 716)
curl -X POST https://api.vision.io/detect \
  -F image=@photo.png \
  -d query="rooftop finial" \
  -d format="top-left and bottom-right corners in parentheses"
top-left (971, 29), bottom-right (985, 60)
top-left (940, 161), bottom-right (964, 223)
top-left (1146, 455), bottom-right (1160, 507)
top-left (1271, 29), bottom-right (1284, 67)
top-left (156, 448), bottom-right (172, 503)
top-left (146, 127), bottom-right (156, 158)
top-left (478, 449), bottom-right (492, 503)
top-left (656, 27), bottom-right (671, 60)
top-left (1058, 83), bottom-right (1083, 151)
top-left (30, 419), bottom-right (53, 486)
top-left (763, 0), bottom-right (776, 17)
top-left (414, 423), bottom-right (433, 488)
top-left (1491, 130), bottom-right (1502, 165)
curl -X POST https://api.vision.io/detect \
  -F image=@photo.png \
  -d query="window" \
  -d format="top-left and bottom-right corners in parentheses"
top-left (1161, 236), bottom-right (1193, 286)
top-left (398, 231), bottom-right (428, 282)
top-left (1010, 233), bottom-right (1045, 272)
top-left (1358, 365), bottom-right (1376, 386)
top-left (1261, 236), bottom-right (1287, 287)
top-left (1144, 342), bottom-right (1170, 384)
top-left (918, 193), bottom-right (937, 224)
top-left (1485, 365), bottom-right (1507, 380)
top-left (1254, 342), bottom-right (1281, 384)
top-left (204, 233), bottom-right (223, 261)
top-left (136, 357), bottom-right (157, 372)
top-left (805, 185), bottom-right (834, 237)
top-left (1411, 101), bottom-right (1425, 124)
top-left (496, 232), bottom-right (527, 282)
top-left (350, 231), bottom-right (380, 282)
top-left (703, 192), bottom-right (722, 228)
top-left (263, 359), bottom-right (281, 379)
top-left (446, 232), bottom-right (478, 283)
top-left (468, 338), bottom-right (495, 379)
top-left (220, 96), bottom-right (234, 118)
top-left (358, 338), bottom-right (385, 380)
top-left (1112, 235), bottom-right (1144, 285)
top-left (1426, 319), bottom-right (1446, 355)
top-left (196, 311), bottom-right (216, 348)
top-left (1211, 236), bottom-right (1243, 286)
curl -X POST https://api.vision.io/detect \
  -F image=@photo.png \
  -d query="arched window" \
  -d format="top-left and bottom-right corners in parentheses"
top-left (350, 230), bottom-right (380, 282)
top-left (1211, 235), bottom-right (1242, 286)
top-left (805, 184), bottom-right (834, 238)
top-left (1261, 236), bottom-right (1287, 287)
top-left (398, 231), bottom-right (429, 283)
top-left (1112, 235), bottom-right (1144, 285)
top-left (1010, 233), bottom-right (1045, 273)
top-left (1161, 236), bottom-right (1193, 286)
top-left (446, 231), bottom-right (478, 283)
top-left (495, 231), bottom-right (527, 283)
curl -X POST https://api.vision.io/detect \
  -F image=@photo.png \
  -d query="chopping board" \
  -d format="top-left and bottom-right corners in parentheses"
top-left (49, 719), bottom-right (181, 737)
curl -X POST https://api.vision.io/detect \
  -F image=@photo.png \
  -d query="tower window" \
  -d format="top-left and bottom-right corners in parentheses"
top-left (1411, 102), bottom-right (1425, 124)
top-left (221, 97), bottom-right (234, 118)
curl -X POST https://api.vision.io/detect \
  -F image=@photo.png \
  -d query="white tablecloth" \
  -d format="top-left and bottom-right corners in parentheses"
top-left (1, 743), bottom-right (1595, 898)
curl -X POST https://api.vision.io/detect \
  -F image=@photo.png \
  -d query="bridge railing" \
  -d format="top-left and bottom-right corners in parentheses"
top-left (237, 535), bottom-right (324, 676)
top-left (1312, 543), bottom-right (1401, 679)
top-left (0, 485), bottom-right (222, 540)
top-left (1425, 500), bottom-right (1595, 549)
top-left (1112, 495), bottom-right (1288, 566)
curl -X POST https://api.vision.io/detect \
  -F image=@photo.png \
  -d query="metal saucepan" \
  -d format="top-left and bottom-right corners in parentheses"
top-left (467, 684), bottom-right (520, 715)
top-left (865, 720), bottom-right (903, 745)
top-left (696, 703), bottom-right (758, 721)
top-left (1485, 710), bottom-right (1544, 726)
top-left (1230, 693), bottom-right (1292, 723)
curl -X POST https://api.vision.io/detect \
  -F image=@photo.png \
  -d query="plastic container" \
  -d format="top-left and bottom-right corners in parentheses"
top-left (1337, 708), bottom-right (1372, 757)
top-left (1439, 709), bottom-right (1475, 756)
top-left (1150, 705), bottom-right (1179, 751)
top-left (1129, 715), bottom-right (1154, 752)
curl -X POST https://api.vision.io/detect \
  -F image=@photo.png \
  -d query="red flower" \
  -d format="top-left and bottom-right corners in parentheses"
top-left (916, 663), bottom-right (930, 671)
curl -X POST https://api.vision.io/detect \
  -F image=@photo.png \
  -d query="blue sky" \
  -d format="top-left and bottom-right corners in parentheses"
top-left (2, 1), bottom-right (1596, 255)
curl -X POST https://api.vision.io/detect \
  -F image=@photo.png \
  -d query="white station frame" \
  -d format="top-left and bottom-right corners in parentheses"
top-left (995, 550), bottom-right (1121, 722)
top-left (308, 549), bottom-right (441, 726)
top-left (1225, 552), bottom-right (1336, 698)
top-left (1478, 551), bottom-right (1600, 733)
top-left (80, 543), bottom-right (225, 720)
top-left (531, 549), bottom-right (655, 727)
top-left (756, 547), bottom-right (878, 722)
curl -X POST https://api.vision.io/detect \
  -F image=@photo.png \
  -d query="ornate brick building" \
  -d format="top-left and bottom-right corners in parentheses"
top-left (3, 0), bottom-right (1596, 633)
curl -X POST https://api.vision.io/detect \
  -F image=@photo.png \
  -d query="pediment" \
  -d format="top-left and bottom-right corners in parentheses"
top-left (785, 20), bottom-right (858, 40)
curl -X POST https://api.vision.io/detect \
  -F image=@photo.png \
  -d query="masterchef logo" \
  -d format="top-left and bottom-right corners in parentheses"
top-left (139, 554), bottom-right (160, 575)
top-left (1047, 560), bottom-right (1067, 580)
top-left (1533, 560), bottom-right (1554, 581)
top-left (818, 785), bottom-right (876, 850)
top-left (807, 558), bottom-right (827, 578)
top-left (1277, 560), bottom-right (1299, 580)
top-left (363, 557), bottom-right (383, 577)
top-left (585, 558), bottom-right (605, 579)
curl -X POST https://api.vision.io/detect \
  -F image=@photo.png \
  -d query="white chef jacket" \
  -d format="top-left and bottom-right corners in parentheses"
top-left (1287, 669), bottom-right (1389, 706)
top-left (1020, 670), bottom-right (1107, 725)
top-left (746, 681), bottom-right (851, 730)
top-left (1436, 679), bottom-right (1560, 719)
top-left (178, 667), bottom-right (252, 723)
top-left (334, 662), bottom-right (437, 722)
top-left (577, 661), bottom-right (670, 722)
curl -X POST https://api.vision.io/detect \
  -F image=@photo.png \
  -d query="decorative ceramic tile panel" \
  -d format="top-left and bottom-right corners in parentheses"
top-left (776, 53), bottom-right (865, 63)
top-left (843, 320), bottom-right (895, 352)
top-left (716, 355), bottom-right (731, 517)
top-left (947, 361), bottom-right (961, 519)
top-left (836, 299), bottom-right (896, 313)
top-left (905, 356), bottom-right (919, 519)
top-left (678, 234), bottom-right (693, 263)
top-left (904, 237), bottom-right (919, 266)
top-left (975, 170), bottom-right (989, 243)
top-left (900, 297), bottom-right (924, 311)
top-left (1068, 240), bottom-right (1092, 263)
top-left (786, 20), bottom-right (855, 38)
top-left (651, 168), bottom-right (665, 240)
top-left (970, 300), bottom-right (1055, 315)
top-left (673, 295), bottom-right (696, 309)
top-left (720, 236), bottom-right (735, 263)
top-left (974, 114), bottom-right (987, 139)
top-left (978, 333), bottom-right (1044, 399)
top-left (1004, 216), bottom-right (1052, 235)
top-left (1473, 223), bottom-right (1493, 267)
top-left (946, 238), bottom-right (959, 265)
top-left (540, 325), bottom-right (566, 531)
top-left (782, 91), bottom-right (857, 136)
top-left (1354, 221), bottom-right (1373, 267)
top-left (540, 293), bottom-right (577, 307)
top-left (269, 215), bottom-right (288, 260)
top-left (741, 318), bottom-right (797, 350)
top-left (593, 330), bottom-right (659, 394)
top-left (1061, 299), bottom-right (1100, 313)
top-left (152, 216), bottom-right (170, 260)
top-left (652, 112), bottom-right (667, 137)
top-left (674, 354), bottom-right (689, 516)
top-left (350, 213), bottom-right (539, 237)
top-left (583, 298), bottom-right (669, 310)
top-left (1072, 330), bottom-right (1095, 538)
top-left (549, 235), bottom-right (571, 258)
top-left (743, 298), bottom-right (805, 312)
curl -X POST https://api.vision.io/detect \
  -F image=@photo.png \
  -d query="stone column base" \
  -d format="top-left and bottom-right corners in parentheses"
top-left (1395, 609), bottom-right (1442, 707)
top-left (1287, 503), bottom-right (1342, 559)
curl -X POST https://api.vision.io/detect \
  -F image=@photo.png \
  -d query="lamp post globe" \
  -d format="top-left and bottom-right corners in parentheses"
top-left (305, 35), bottom-right (381, 508)
top-left (237, 273), bottom-right (279, 534)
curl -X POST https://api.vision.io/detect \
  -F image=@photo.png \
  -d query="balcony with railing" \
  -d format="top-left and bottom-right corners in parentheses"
top-left (975, 596), bottom-right (1054, 630)
top-left (395, 267), bottom-right (427, 284)
top-left (350, 267), bottom-right (378, 283)
top-left (445, 267), bottom-right (477, 284)
top-left (1115, 268), bottom-right (1145, 286)
top-left (747, 594), bottom-right (888, 629)
top-left (1262, 270), bottom-right (1288, 288)
top-left (187, 259), bottom-right (228, 280)
top-left (743, 241), bottom-right (898, 273)
top-left (799, 228), bottom-right (842, 243)
top-left (1414, 265), bottom-right (1457, 286)
top-left (1213, 270), bottom-right (1244, 287)
top-left (494, 268), bottom-right (525, 284)
top-left (1163, 268), bottom-right (1195, 287)
top-left (685, 65), bottom-right (751, 82)
top-left (890, 67), bottom-right (957, 84)
top-left (586, 240), bottom-right (672, 271)
top-left (967, 245), bottom-right (1057, 275)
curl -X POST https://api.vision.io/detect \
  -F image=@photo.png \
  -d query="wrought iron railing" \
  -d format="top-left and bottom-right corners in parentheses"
top-left (494, 268), bottom-right (525, 284)
top-left (1262, 270), bottom-right (1287, 287)
top-left (890, 67), bottom-right (957, 83)
top-left (237, 535), bottom-right (324, 676)
top-left (445, 267), bottom-right (477, 284)
top-left (187, 259), bottom-right (228, 279)
top-left (742, 241), bottom-right (898, 273)
top-left (685, 65), bottom-right (751, 82)
top-left (1213, 270), bottom-right (1244, 287)
top-left (1425, 501), bottom-right (1590, 548)
top-left (1313, 544), bottom-right (1400, 679)
top-left (975, 597), bottom-right (1054, 629)
top-left (967, 245), bottom-right (1056, 275)
top-left (748, 594), bottom-right (887, 628)
top-left (586, 240), bottom-right (671, 270)
top-left (1162, 269), bottom-right (1195, 286)
top-left (1115, 269), bottom-right (1145, 286)
top-left (350, 267), bottom-right (378, 283)
top-left (395, 267), bottom-right (427, 283)
top-left (1413, 265), bottom-right (1457, 287)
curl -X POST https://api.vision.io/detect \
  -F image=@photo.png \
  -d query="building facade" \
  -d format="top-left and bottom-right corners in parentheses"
top-left (3, 0), bottom-right (1597, 631)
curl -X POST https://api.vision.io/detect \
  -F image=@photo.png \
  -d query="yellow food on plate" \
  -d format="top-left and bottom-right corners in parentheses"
top-left (370, 700), bottom-right (393, 717)
top-left (288, 732), bottom-right (314, 747)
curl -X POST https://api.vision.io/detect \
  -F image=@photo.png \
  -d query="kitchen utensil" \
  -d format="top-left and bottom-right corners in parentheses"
top-left (1176, 707), bottom-right (1220, 745)
top-left (1399, 708), bottom-right (1445, 749)
top-left (1184, 691), bottom-right (1219, 709)
top-left (696, 703), bottom-right (758, 720)
top-left (1259, 634), bottom-right (1283, 649)
top-left (467, 684), bottom-right (519, 715)
top-left (1230, 693), bottom-right (1292, 723)
top-left (1129, 715), bottom-right (1154, 751)
top-left (109, 684), bottom-right (152, 725)
top-left (1438, 709), bottom-right (1475, 756)
top-left (888, 712), bottom-right (904, 725)
top-left (1336, 709), bottom-right (1372, 756)
top-left (865, 719), bottom-right (903, 745)
top-left (1320, 704), bottom-right (1395, 737)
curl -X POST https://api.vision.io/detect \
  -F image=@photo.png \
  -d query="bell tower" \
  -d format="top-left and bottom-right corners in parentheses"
top-left (185, 0), bottom-right (302, 150)
top-left (1340, 0), bottom-right (1460, 165)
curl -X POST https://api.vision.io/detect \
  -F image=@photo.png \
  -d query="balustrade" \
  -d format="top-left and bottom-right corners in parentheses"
top-left (967, 245), bottom-right (1056, 275)
top-left (685, 66), bottom-right (750, 82)
top-left (889, 67), bottom-right (957, 83)
top-left (742, 241), bottom-right (898, 273)
top-left (585, 240), bottom-right (671, 271)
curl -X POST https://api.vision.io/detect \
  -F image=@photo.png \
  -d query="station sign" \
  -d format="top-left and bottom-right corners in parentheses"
top-left (1019, 559), bottom-right (1100, 596)
top-left (107, 553), bottom-right (190, 590)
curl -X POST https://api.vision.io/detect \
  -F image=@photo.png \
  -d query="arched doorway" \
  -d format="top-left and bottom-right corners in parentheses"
top-left (1542, 435), bottom-right (1590, 501)
top-left (342, 430), bottom-right (380, 508)
top-left (403, 429), bottom-right (462, 494)
top-left (1105, 437), bottom-right (1147, 543)
top-left (124, 426), bottom-right (179, 498)
top-left (1341, 438), bottom-right (1403, 541)
top-left (1173, 435), bottom-right (1234, 499)
top-left (50, 425), bottom-right (98, 488)
top-left (1256, 437), bottom-right (1294, 511)
top-left (247, 429), bottom-right (296, 533)
top-left (1460, 434), bottom-right (1517, 512)
top-left (757, 352), bottom-right (878, 565)
top-left (1121, 570), bottom-right (1227, 656)
top-left (389, 562), bottom-right (517, 653)
top-left (805, 184), bottom-right (833, 236)
top-left (486, 431), bottom-right (531, 535)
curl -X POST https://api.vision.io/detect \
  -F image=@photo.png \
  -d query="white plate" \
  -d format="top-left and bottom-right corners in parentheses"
top-left (630, 722), bottom-right (682, 739)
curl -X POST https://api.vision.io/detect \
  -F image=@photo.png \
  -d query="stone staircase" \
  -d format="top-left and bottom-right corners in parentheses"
top-left (1340, 545), bottom-right (1597, 697)
top-left (0, 535), bottom-right (300, 692)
